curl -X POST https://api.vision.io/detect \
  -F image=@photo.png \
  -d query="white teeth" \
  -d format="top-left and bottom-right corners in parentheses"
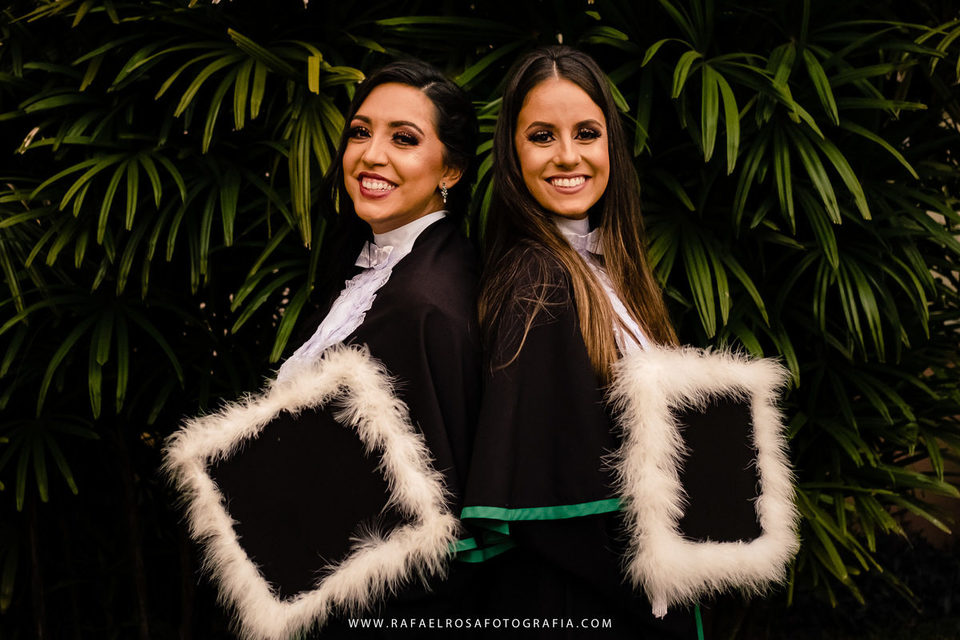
top-left (361, 177), bottom-right (395, 191)
top-left (551, 176), bottom-right (586, 188)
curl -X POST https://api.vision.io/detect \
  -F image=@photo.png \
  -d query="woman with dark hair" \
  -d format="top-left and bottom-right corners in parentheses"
top-left (165, 59), bottom-right (481, 640)
top-left (461, 46), bottom-right (797, 638)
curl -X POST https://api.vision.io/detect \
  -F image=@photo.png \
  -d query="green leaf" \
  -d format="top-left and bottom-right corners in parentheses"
top-left (137, 154), bottom-right (163, 208)
top-left (786, 127), bottom-right (841, 223)
top-left (199, 189), bottom-right (216, 278)
top-left (115, 315), bottom-right (129, 413)
top-left (15, 443), bottom-right (28, 511)
top-left (732, 129), bottom-right (770, 225)
top-left (32, 440), bottom-right (48, 503)
top-left (886, 495), bottom-right (951, 534)
top-left (41, 433), bottom-right (78, 496)
top-left (234, 58), bottom-right (253, 129)
top-left (681, 230), bottom-right (716, 337)
top-left (652, 170), bottom-right (695, 211)
top-left (657, 0), bottom-right (697, 42)
top-left (125, 159), bottom-right (139, 230)
top-left (231, 272), bottom-right (299, 333)
top-left (708, 245), bottom-right (730, 326)
top-left (270, 285), bottom-right (309, 362)
top-left (154, 50), bottom-right (224, 100)
top-left (0, 325), bottom-right (28, 378)
top-left (87, 336), bottom-right (102, 418)
top-left (98, 161), bottom-right (127, 243)
top-left (715, 71), bottom-right (740, 173)
top-left (57, 153), bottom-right (126, 211)
top-left (634, 70), bottom-right (654, 155)
top-left (831, 62), bottom-right (914, 88)
top-left (772, 127), bottom-right (795, 231)
top-left (123, 307), bottom-right (185, 387)
top-left (642, 38), bottom-right (684, 66)
top-left (798, 190), bottom-right (839, 270)
top-left (154, 154), bottom-right (187, 204)
top-left (227, 29), bottom-right (297, 77)
top-left (250, 61), bottom-right (268, 119)
top-left (174, 55), bottom-right (240, 118)
top-left (839, 120), bottom-right (918, 179)
top-left (720, 253), bottom-right (769, 324)
top-left (30, 157), bottom-right (100, 199)
top-left (844, 261), bottom-right (885, 358)
top-left (94, 310), bottom-right (114, 367)
top-left (117, 217), bottom-right (149, 295)
top-left (79, 54), bottom-right (104, 92)
top-left (220, 169), bottom-right (240, 247)
top-left (700, 65), bottom-right (720, 161)
top-left (456, 42), bottom-right (524, 90)
top-left (202, 69), bottom-right (237, 153)
top-left (671, 49), bottom-right (702, 98)
top-left (802, 49), bottom-right (839, 125)
top-left (307, 54), bottom-right (320, 94)
top-left (37, 316), bottom-right (97, 415)
top-left (804, 129), bottom-right (871, 220)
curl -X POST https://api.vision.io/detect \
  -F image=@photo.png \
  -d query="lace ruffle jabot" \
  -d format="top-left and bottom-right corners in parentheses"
top-left (276, 211), bottom-right (447, 382)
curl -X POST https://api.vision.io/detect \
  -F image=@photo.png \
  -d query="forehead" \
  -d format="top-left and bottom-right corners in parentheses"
top-left (516, 77), bottom-right (605, 128)
top-left (354, 82), bottom-right (437, 129)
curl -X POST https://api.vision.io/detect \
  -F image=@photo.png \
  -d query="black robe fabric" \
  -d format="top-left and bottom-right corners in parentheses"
top-left (209, 217), bottom-right (481, 634)
top-left (461, 247), bottom-right (759, 639)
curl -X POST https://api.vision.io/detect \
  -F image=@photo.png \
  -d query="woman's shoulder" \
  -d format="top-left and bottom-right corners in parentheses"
top-left (492, 242), bottom-right (572, 304)
top-left (481, 243), bottom-right (576, 362)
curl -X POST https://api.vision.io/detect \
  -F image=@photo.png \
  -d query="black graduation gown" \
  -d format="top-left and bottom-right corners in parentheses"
top-left (166, 217), bottom-right (481, 639)
top-left (461, 247), bottom-right (763, 639)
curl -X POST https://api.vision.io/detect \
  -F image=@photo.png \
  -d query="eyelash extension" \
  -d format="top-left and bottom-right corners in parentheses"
top-left (348, 125), bottom-right (370, 138)
top-left (526, 129), bottom-right (601, 143)
top-left (528, 130), bottom-right (554, 143)
top-left (393, 131), bottom-right (420, 146)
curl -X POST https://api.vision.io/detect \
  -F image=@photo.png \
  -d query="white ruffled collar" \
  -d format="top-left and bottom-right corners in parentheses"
top-left (554, 215), bottom-right (602, 255)
top-left (355, 210), bottom-right (447, 269)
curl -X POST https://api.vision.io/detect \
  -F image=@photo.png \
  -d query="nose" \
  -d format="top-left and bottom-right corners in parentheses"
top-left (554, 135), bottom-right (580, 168)
top-left (361, 133), bottom-right (388, 166)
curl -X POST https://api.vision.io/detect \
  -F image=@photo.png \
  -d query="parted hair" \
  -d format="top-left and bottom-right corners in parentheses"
top-left (320, 59), bottom-right (478, 285)
top-left (479, 46), bottom-right (677, 382)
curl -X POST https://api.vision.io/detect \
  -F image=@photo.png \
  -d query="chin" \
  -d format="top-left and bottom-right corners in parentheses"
top-left (355, 205), bottom-right (387, 224)
top-left (546, 202), bottom-right (590, 219)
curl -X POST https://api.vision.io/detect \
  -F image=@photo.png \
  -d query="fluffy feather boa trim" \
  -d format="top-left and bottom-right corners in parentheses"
top-left (162, 345), bottom-right (458, 640)
top-left (609, 346), bottom-right (800, 617)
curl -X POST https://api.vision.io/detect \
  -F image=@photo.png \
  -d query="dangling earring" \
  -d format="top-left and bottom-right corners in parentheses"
top-left (440, 182), bottom-right (448, 205)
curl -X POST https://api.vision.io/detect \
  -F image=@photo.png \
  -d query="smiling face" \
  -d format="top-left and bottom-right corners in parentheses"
top-left (343, 83), bottom-right (461, 234)
top-left (514, 77), bottom-right (610, 220)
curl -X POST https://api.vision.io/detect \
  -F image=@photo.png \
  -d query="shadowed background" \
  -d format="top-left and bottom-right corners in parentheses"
top-left (1, 1), bottom-right (959, 637)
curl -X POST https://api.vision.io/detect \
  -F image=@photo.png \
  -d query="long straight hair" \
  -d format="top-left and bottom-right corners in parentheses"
top-left (479, 46), bottom-right (676, 382)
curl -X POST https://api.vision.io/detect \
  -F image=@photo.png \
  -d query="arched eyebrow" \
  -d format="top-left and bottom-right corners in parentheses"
top-left (574, 119), bottom-right (605, 130)
top-left (522, 121), bottom-right (556, 132)
top-left (350, 114), bottom-right (425, 136)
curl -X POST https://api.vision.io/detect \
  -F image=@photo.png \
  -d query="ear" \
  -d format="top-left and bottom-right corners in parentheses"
top-left (439, 164), bottom-right (463, 190)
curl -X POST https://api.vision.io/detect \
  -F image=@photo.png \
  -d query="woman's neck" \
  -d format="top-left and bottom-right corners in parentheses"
top-left (552, 214), bottom-right (590, 236)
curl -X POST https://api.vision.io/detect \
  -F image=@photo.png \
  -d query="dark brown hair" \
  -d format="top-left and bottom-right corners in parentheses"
top-left (320, 59), bottom-right (478, 283)
top-left (479, 46), bottom-right (676, 381)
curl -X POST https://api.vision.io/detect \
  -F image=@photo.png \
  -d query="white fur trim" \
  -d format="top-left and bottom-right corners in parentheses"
top-left (162, 345), bottom-right (458, 640)
top-left (609, 346), bottom-right (800, 617)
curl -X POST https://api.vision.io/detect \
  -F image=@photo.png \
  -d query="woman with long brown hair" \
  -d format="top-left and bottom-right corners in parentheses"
top-left (461, 46), bottom-right (797, 638)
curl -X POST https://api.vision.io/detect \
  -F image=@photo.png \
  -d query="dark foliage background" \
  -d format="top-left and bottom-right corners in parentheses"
top-left (1, 0), bottom-right (959, 637)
